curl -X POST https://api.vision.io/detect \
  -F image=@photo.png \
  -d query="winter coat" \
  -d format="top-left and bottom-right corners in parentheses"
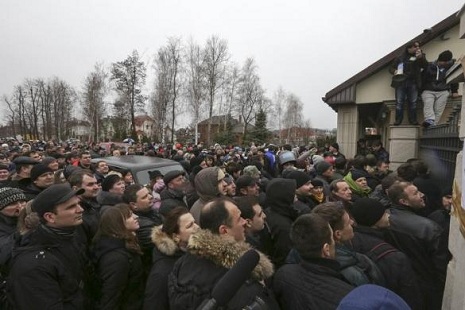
top-left (92, 237), bottom-right (144, 310)
top-left (134, 209), bottom-right (162, 277)
top-left (368, 185), bottom-right (391, 209)
top-left (96, 191), bottom-right (124, 214)
top-left (335, 244), bottom-right (385, 287)
top-left (7, 225), bottom-right (87, 310)
top-left (79, 197), bottom-right (101, 245)
top-left (350, 227), bottom-right (423, 309)
top-left (190, 167), bottom-right (223, 223)
top-left (413, 174), bottom-right (442, 216)
top-left (159, 187), bottom-right (188, 213)
top-left (168, 229), bottom-right (279, 310)
top-left (422, 60), bottom-right (458, 92)
top-left (386, 204), bottom-right (448, 309)
top-left (264, 178), bottom-right (298, 268)
top-left (273, 257), bottom-right (354, 310)
top-left (143, 226), bottom-right (184, 310)
top-left (0, 214), bottom-right (18, 266)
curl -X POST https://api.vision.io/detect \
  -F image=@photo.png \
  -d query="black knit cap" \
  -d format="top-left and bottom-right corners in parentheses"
top-left (30, 164), bottom-right (54, 181)
top-left (0, 187), bottom-right (26, 210)
top-left (285, 170), bottom-right (311, 189)
top-left (148, 170), bottom-right (163, 180)
top-left (351, 198), bottom-right (386, 227)
top-left (438, 50), bottom-right (452, 62)
top-left (315, 161), bottom-right (332, 175)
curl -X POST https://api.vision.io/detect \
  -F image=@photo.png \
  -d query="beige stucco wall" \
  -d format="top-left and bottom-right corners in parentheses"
top-left (336, 105), bottom-right (358, 158)
top-left (356, 25), bottom-right (464, 105)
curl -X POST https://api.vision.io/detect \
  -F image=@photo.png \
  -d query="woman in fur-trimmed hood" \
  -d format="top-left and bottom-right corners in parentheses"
top-left (168, 228), bottom-right (280, 310)
top-left (144, 207), bottom-right (199, 310)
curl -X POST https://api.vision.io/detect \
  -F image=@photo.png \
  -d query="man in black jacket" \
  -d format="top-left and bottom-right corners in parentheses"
top-left (350, 197), bottom-right (423, 309)
top-left (169, 197), bottom-right (279, 310)
top-left (159, 170), bottom-right (188, 215)
top-left (389, 40), bottom-right (428, 125)
top-left (123, 184), bottom-right (161, 277)
top-left (386, 181), bottom-right (448, 310)
top-left (421, 50), bottom-right (459, 127)
top-left (7, 184), bottom-right (86, 309)
top-left (273, 213), bottom-right (354, 309)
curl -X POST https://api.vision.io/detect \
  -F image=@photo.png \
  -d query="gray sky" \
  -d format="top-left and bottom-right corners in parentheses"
top-left (1, 0), bottom-right (463, 129)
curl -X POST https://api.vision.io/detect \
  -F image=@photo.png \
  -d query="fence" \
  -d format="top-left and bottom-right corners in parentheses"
top-left (418, 100), bottom-right (462, 187)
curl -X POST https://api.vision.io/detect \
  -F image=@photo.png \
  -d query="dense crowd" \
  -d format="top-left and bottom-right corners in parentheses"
top-left (0, 138), bottom-right (452, 309)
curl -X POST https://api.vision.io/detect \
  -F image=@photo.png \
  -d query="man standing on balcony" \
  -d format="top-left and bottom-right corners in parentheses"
top-left (421, 50), bottom-right (459, 128)
top-left (390, 41), bottom-right (428, 126)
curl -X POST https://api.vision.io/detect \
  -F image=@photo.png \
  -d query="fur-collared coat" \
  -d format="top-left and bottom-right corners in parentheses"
top-left (168, 229), bottom-right (279, 310)
top-left (143, 226), bottom-right (184, 310)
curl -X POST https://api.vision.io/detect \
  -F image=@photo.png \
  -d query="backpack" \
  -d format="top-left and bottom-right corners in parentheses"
top-left (365, 242), bottom-right (398, 264)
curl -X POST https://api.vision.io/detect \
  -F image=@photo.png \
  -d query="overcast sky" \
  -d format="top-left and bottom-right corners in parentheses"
top-left (1, 0), bottom-right (463, 130)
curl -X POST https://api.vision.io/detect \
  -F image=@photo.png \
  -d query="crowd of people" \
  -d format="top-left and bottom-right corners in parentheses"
top-left (0, 138), bottom-right (453, 309)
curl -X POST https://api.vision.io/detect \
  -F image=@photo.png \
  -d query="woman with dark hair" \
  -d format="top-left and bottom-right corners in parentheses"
top-left (92, 203), bottom-right (144, 310)
top-left (143, 207), bottom-right (199, 310)
top-left (97, 173), bottom-right (125, 214)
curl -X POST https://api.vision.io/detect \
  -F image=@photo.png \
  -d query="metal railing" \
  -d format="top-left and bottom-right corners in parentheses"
top-left (419, 100), bottom-right (462, 186)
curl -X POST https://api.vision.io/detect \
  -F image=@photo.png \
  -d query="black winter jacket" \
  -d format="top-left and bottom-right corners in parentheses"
top-left (7, 225), bottom-right (87, 310)
top-left (350, 227), bottom-right (423, 309)
top-left (143, 226), bottom-right (184, 310)
top-left (264, 178), bottom-right (298, 268)
top-left (422, 60), bottom-right (458, 92)
top-left (386, 204), bottom-right (448, 309)
top-left (273, 258), bottom-right (354, 310)
top-left (92, 237), bottom-right (144, 310)
top-left (134, 209), bottom-right (162, 277)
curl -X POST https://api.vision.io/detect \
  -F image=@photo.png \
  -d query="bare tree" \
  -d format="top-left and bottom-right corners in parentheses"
top-left (151, 38), bottom-right (183, 143)
top-left (111, 50), bottom-right (147, 138)
top-left (272, 87), bottom-right (286, 144)
top-left (235, 58), bottom-right (264, 142)
top-left (221, 63), bottom-right (240, 131)
top-left (283, 93), bottom-right (304, 145)
top-left (203, 35), bottom-right (229, 145)
top-left (185, 38), bottom-right (206, 144)
top-left (82, 63), bottom-right (108, 142)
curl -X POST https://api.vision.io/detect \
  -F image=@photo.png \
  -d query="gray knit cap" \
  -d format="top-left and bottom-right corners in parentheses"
top-left (0, 187), bottom-right (26, 210)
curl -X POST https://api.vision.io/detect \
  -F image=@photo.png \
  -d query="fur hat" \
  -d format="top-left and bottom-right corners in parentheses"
top-left (351, 198), bottom-right (386, 227)
top-left (0, 187), bottom-right (26, 210)
top-left (30, 164), bottom-right (54, 181)
top-left (285, 170), bottom-right (311, 189)
top-left (315, 161), bottom-right (332, 175)
top-left (101, 174), bottom-right (122, 192)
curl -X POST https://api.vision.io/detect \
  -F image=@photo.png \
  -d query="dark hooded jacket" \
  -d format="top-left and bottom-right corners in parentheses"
top-left (7, 225), bottom-right (87, 310)
top-left (0, 214), bottom-right (18, 267)
top-left (350, 227), bottom-right (423, 309)
top-left (168, 229), bottom-right (279, 310)
top-left (273, 257), bottom-right (354, 310)
top-left (79, 197), bottom-right (101, 245)
top-left (143, 226), bottom-right (184, 310)
top-left (92, 236), bottom-right (144, 310)
top-left (190, 167), bottom-right (223, 223)
top-left (264, 178), bottom-right (298, 268)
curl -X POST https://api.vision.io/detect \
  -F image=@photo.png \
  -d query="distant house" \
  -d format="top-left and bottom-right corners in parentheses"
top-left (69, 119), bottom-right (91, 141)
top-left (197, 115), bottom-right (239, 143)
top-left (322, 12), bottom-right (464, 166)
top-left (134, 115), bottom-right (155, 141)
